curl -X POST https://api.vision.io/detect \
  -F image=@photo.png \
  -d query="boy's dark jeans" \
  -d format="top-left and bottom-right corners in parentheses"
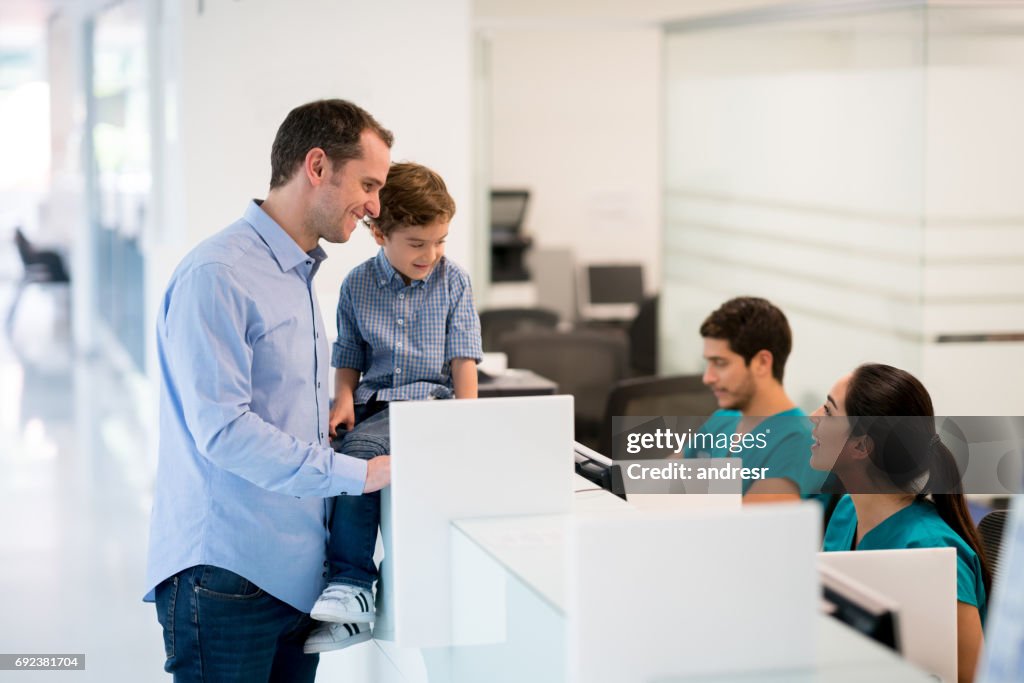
top-left (327, 401), bottom-right (390, 590)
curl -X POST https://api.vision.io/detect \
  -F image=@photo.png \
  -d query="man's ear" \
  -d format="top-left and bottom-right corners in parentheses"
top-left (751, 349), bottom-right (774, 378)
top-left (304, 148), bottom-right (328, 187)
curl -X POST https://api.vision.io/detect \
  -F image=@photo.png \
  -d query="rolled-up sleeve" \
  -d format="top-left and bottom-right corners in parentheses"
top-left (444, 269), bottom-right (483, 363)
top-left (163, 264), bottom-right (366, 497)
top-left (332, 277), bottom-right (369, 370)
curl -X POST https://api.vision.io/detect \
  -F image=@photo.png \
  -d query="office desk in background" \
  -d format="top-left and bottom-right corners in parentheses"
top-left (478, 368), bottom-right (558, 397)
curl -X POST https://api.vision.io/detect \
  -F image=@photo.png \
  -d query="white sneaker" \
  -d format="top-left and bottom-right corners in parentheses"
top-left (310, 583), bottom-right (375, 623)
top-left (303, 621), bottom-right (372, 654)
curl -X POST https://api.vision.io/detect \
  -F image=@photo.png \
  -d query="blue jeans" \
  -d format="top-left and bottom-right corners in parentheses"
top-left (153, 565), bottom-right (318, 682)
top-left (327, 403), bottom-right (391, 590)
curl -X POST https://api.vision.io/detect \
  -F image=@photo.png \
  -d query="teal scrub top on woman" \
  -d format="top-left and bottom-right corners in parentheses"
top-left (822, 494), bottom-right (987, 625)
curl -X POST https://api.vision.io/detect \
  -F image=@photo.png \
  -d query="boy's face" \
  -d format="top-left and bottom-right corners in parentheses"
top-left (373, 220), bottom-right (449, 284)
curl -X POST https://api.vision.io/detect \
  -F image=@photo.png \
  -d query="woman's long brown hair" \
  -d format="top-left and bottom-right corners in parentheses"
top-left (845, 363), bottom-right (992, 599)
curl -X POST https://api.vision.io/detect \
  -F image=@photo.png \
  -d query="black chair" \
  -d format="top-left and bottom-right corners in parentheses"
top-left (978, 509), bottom-right (1009, 587)
top-left (7, 228), bottom-right (71, 337)
top-left (499, 328), bottom-right (628, 450)
top-left (600, 374), bottom-right (719, 457)
top-left (628, 294), bottom-right (658, 376)
top-left (479, 307), bottom-right (559, 352)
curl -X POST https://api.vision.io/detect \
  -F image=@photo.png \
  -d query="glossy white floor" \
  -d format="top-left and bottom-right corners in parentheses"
top-left (0, 276), bottom-right (165, 681)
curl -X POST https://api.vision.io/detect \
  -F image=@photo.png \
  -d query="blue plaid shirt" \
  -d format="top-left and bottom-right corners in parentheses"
top-left (332, 249), bottom-right (483, 403)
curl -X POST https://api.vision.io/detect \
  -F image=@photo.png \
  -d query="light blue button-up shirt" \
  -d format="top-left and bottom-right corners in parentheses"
top-left (144, 201), bottom-right (368, 612)
top-left (332, 249), bottom-right (483, 404)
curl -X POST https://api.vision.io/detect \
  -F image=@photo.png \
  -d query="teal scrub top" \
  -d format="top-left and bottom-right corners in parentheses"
top-left (685, 407), bottom-right (828, 497)
top-left (823, 494), bottom-right (987, 625)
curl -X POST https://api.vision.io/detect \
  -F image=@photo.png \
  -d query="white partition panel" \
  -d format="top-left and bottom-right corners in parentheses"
top-left (383, 395), bottom-right (574, 648)
top-left (818, 548), bottom-right (957, 683)
top-left (569, 502), bottom-right (821, 683)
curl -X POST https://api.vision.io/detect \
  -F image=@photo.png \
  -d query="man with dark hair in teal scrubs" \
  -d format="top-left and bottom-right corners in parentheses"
top-left (686, 296), bottom-right (827, 503)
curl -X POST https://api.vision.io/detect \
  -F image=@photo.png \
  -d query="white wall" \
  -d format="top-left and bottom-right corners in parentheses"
top-left (150, 0), bottom-right (474, 390)
top-left (485, 26), bottom-right (662, 300)
top-left (921, 5), bottom-right (1024, 415)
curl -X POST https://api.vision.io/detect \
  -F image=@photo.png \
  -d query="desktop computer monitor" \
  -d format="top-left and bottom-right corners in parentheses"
top-left (578, 264), bottom-right (644, 321)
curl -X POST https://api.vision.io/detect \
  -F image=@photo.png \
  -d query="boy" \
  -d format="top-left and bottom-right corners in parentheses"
top-left (304, 162), bottom-right (483, 653)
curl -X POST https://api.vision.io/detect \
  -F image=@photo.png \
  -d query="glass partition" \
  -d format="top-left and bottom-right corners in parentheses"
top-left (660, 2), bottom-right (1024, 415)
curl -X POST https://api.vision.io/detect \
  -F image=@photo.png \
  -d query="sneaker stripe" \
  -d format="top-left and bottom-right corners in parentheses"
top-left (353, 623), bottom-right (361, 634)
top-left (356, 593), bottom-right (368, 612)
top-left (343, 623), bottom-right (354, 637)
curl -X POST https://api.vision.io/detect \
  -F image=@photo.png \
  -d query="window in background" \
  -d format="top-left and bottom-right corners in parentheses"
top-left (0, 24), bottom-right (49, 248)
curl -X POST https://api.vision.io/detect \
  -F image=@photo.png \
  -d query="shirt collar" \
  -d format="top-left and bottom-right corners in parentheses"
top-left (245, 200), bottom-right (327, 274)
top-left (372, 248), bottom-right (398, 287)
top-left (372, 248), bottom-right (431, 289)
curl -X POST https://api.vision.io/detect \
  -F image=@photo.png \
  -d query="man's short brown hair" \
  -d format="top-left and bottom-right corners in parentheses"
top-left (373, 162), bottom-right (456, 238)
top-left (269, 99), bottom-right (394, 189)
top-left (700, 296), bottom-right (792, 382)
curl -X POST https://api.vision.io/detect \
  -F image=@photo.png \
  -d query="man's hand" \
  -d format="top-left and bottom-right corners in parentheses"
top-left (329, 395), bottom-right (355, 437)
top-left (362, 455), bottom-right (391, 493)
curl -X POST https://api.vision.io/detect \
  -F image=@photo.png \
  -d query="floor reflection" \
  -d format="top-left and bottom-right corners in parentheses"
top-left (0, 281), bottom-right (164, 682)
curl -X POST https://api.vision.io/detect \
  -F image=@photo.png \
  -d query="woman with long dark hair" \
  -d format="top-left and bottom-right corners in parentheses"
top-left (809, 363), bottom-right (991, 683)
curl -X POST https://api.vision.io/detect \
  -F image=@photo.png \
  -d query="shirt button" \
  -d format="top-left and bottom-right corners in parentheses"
top-left (324, 561), bottom-right (329, 567)
top-left (322, 572), bottom-right (327, 578)
top-left (396, 341), bottom-right (402, 348)
top-left (398, 293), bottom-right (405, 300)
top-left (317, 382), bottom-right (321, 388)
top-left (395, 367), bottom-right (402, 375)
top-left (320, 432), bottom-right (325, 439)
top-left (397, 318), bottom-right (404, 325)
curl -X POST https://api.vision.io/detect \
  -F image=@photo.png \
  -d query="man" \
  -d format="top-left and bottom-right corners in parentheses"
top-left (687, 296), bottom-right (826, 503)
top-left (144, 99), bottom-right (393, 682)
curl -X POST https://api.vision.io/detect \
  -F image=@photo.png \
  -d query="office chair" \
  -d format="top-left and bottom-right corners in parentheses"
top-left (978, 509), bottom-right (1009, 586)
top-left (7, 228), bottom-right (71, 338)
top-left (628, 294), bottom-right (658, 376)
top-left (600, 374), bottom-right (719, 457)
top-left (499, 328), bottom-right (628, 450)
top-left (479, 307), bottom-right (559, 352)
